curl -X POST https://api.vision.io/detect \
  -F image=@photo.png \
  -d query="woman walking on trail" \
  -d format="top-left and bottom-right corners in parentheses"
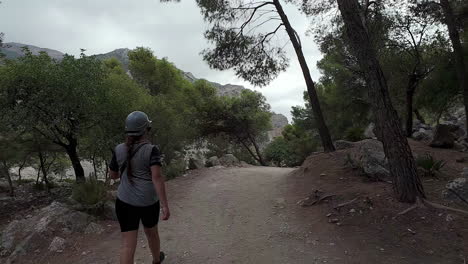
top-left (109, 111), bottom-right (170, 264)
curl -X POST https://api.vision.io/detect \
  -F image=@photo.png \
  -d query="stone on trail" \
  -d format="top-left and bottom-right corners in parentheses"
top-left (48, 237), bottom-right (65, 252)
top-left (349, 139), bottom-right (391, 182)
top-left (188, 157), bottom-right (205, 170)
top-left (206, 156), bottom-right (221, 167)
top-left (85, 222), bottom-right (104, 235)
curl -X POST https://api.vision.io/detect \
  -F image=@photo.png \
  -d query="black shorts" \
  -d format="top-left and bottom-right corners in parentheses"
top-left (115, 198), bottom-right (160, 232)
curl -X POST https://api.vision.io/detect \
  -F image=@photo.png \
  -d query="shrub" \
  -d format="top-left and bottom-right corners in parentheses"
top-left (163, 159), bottom-right (186, 180)
top-left (344, 127), bottom-right (365, 142)
top-left (416, 154), bottom-right (446, 177)
top-left (72, 179), bottom-right (107, 205)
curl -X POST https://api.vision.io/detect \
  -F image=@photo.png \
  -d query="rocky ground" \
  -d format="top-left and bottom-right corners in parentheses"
top-left (1, 139), bottom-right (467, 264)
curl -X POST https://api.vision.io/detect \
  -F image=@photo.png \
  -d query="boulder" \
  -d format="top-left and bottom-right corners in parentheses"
top-left (84, 222), bottom-right (104, 235)
top-left (219, 154), bottom-right (240, 167)
top-left (48, 237), bottom-right (65, 252)
top-left (412, 129), bottom-right (432, 141)
top-left (364, 123), bottom-right (376, 139)
top-left (0, 202), bottom-right (94, 260)
top-left (430, 124), bottom-right (456, 148)
top-left (206, 156), bottom-right (221, 167)
top-left (188, 157), bottom-right (205, 170)
top-left (334, 140), bottom-right (354, 150)
top-left (350, 139), bottom-right (391, 182)
top-left (443, 170), bottom-right (468, 201)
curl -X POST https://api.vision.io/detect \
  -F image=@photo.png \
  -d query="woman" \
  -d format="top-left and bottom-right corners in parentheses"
top-left (109, 111), bottom-right (170, 264)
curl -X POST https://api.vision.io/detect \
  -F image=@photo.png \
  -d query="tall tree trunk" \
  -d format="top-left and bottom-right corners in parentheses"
top-left (1, 161), bottom-right (14, 196)
top-left (337, 0), bottom-right (425, 203)
top-left (65, 137), bottom-right (85, 182)
top-left (273, 0), bottom-right (335, 152)
top-left (406, 76), bottom-right (418, 137)
top-left (18, 159), bottom-right (27, 182)
top-left (440, 0), bottom-right (468, 134)
top-left (238, 138), bottom-right (265, 165)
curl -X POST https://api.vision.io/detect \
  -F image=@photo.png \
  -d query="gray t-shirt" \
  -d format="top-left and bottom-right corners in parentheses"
top-left (109, 142), bottom-right (162, 207)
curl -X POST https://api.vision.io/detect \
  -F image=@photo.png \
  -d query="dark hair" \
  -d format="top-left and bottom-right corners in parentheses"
top-left (125, 134), bottom-right (143, 184)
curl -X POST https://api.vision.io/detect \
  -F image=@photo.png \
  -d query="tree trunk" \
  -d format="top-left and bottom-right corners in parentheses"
top-left (337, 0), bottom-right (425, 203)
top-left (273, 0), bottom-right (335, 152)
top-left (247, 134), bottom-right (267, 166)
top-left (440, 0), bottom-right (468, 135)
top-left (406, 77), bottom-right (418, 137)
top-left (18, 159), bottom-right (26, 182)
top-left (414, 109), bottom-right (426, 124)
top-left (91, 153), bottom-right (98, 180)
top-left (65, 138), bottom-right (85, 182)
top-left (38, 150), bottom-right (50, 191)
top-left (239, 138), bottom-right (265, 165)
top-left (1, 161), bottom-right (14, 196)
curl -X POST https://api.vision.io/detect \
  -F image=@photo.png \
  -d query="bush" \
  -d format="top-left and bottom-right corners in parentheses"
top-left (163, 159), bottom-right (186, 180)
top-left (72, 179), bottom-right (107, 205)
top-left (344, 127), bottom-right (365, 142)
top-left (416, 154), bottom-right (446, 177)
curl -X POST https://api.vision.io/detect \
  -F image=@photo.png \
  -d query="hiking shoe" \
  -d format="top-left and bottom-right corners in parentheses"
top-left (153, 251), bottom-right (165, 264)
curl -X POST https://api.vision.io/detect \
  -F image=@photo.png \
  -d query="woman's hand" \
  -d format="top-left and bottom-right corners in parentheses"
top-left (161, 205), bottom-right (170, 221)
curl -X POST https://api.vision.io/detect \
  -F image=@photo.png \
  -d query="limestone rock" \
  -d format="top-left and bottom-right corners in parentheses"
top-left (430, 124), bottom-right (456, 148)
top-left (219, 154), bottom-right (240, 167)
top-left (350, 139), bottom-right (390, 182)
top-left (84, 222), bottom-right (104, 235)
top-left (48, 237), bottom-right (65, 252)
top-left (206, 156), bottom-right (221, 167)
top-left (334, 140), bottom-right (354, 150)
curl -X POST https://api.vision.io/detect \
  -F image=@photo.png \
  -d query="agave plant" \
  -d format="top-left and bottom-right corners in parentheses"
top-left (416, 154), bottom-right (446, 178)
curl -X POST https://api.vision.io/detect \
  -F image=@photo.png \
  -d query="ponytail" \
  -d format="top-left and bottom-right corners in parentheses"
top-left (125, 135), bottom-right (143, 184)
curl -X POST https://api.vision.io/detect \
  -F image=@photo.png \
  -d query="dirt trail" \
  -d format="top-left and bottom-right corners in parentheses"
top-left (51, 166), bottom-right (340, 264)
top-left (41, 161), bottom-right (467, 264)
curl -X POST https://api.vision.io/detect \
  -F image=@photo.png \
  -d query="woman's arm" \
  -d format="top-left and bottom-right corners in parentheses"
top-left (109, 169), bottom-right (119, 180)
top-left (151, 165), bottom-right (170, 220)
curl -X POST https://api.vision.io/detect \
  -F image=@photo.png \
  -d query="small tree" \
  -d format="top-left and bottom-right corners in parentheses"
top-left (197, 90), bottom-right (272, 165)
top-left (0, 50), bottom-right (107, 182)
top-left (194, 0), bottom-right (335, 151)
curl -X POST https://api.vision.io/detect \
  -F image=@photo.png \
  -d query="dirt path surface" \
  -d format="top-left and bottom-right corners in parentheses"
top-left (37, 156), bottom-right (467, 264)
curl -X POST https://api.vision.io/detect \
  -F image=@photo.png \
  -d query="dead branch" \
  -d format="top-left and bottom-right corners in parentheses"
top-left (300, 193), bottom-right (335, 207)
top-left (334, 197), bottom-right (359, 209)
top-left (395, 197), bottom-right (468, 218)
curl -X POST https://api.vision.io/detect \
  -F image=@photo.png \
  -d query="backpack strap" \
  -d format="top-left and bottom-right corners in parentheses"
top-left (119, 142), bottom-right (148, 175)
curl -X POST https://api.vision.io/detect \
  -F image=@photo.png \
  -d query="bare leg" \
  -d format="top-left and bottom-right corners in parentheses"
top-left (144, 226), bottom-right (161, 263)
top-left (120, 230), bottom-right (138, 264)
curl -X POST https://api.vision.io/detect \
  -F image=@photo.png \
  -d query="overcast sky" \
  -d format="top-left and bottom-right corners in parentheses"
top-left (0, 0), bottom-right (324, 121)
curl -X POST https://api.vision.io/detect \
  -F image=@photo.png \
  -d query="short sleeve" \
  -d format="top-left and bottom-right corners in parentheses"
top-left (109, 152), bottom-right (119, 172)
top-left (150, 145), bottom-right (163, 166)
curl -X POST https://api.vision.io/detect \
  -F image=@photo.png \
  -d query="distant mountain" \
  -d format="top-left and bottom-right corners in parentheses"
top-left (1, 42), bottom-right (64, 60)
top-left (94, 48), bottom-right (131, 69)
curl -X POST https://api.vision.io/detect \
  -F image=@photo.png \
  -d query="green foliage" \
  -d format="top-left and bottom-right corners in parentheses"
top-left (264, 137), bottom-right (292, 167)
top-left (280, 124), bottom-right (318, 166)
top-left (344, 127), bottom-right (365, 142)
top-left (195, 89), bottom-right (272, 165)
top-left (163, 160), bottom-right (186, 180)
top-left (416, 154), bottom-right (446, 177)
top-left (72, 179), bottom-right (107, 205)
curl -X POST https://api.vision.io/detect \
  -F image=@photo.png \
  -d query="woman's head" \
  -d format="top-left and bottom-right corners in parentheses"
top-left (125, 111), bottom-right (152, 137)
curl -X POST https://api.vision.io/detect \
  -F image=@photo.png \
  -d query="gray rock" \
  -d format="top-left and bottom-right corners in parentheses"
top-left (364, 123), bottom-right (376, 139)
top-left (102, 200), bottom-right (118, 221)
top-left (0, 202), bottom-right (94, 259)
top-left (350, 139), bottom-right (391, 182)
top-left (206, 156), bottom-right (221, 167)
top-left (48, 237), bottom-right (65, 252)
top-left (334, 140), bottom-right (354, 150)
top-left (84, 223), bottom-right (104, 235)
top-left (219, 154), bottom-right (240, 167)
top-left (188, 157), bottom-right (205, 170)
top-left (412, 129), bottom-right (433, 141)
top-left (430, 124), bottom-right (455, 148)
top-left (443, 177), bottom-right (468, 201)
